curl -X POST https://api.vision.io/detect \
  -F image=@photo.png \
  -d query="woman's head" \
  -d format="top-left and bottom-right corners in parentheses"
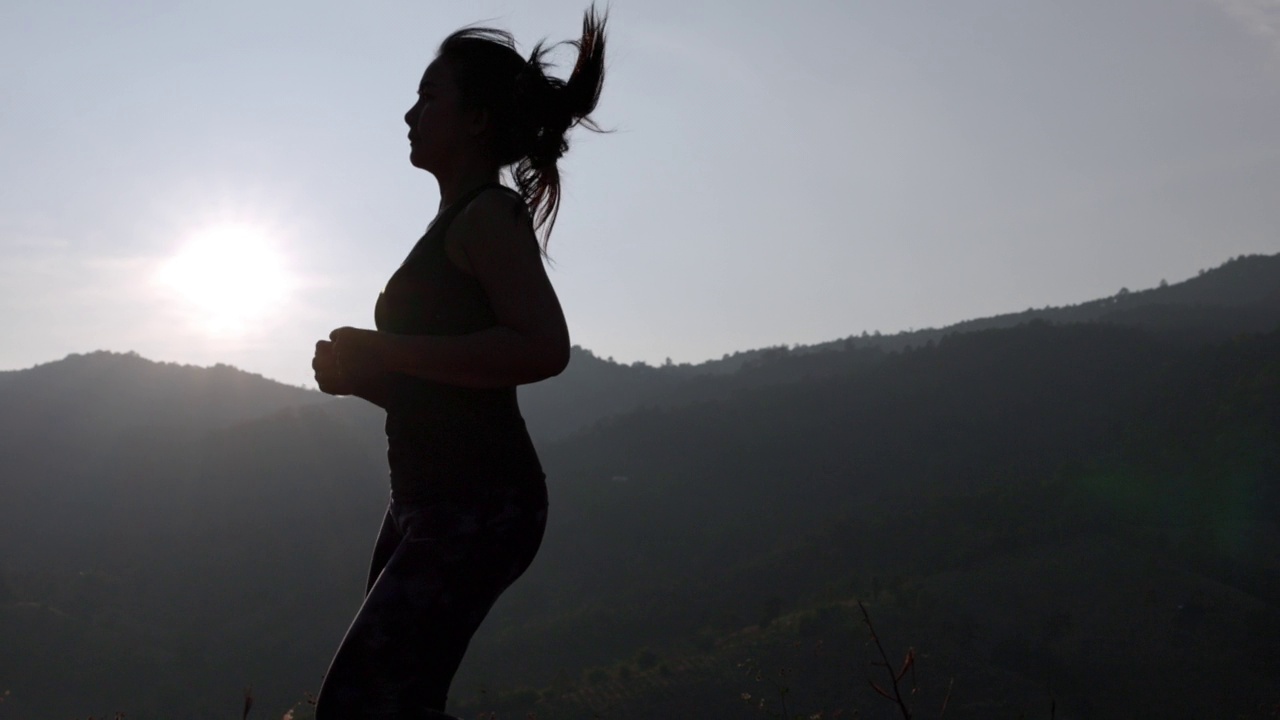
top-left (404, 6), bottom-right (607, 249)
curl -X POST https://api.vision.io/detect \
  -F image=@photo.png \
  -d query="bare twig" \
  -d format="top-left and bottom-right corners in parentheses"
top-left (939, 677), bottom-right (953, 719)
top-left (859, 600), bottom-right (913, 720)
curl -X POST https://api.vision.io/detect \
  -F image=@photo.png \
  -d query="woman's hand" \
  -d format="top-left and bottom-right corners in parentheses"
top-left (312, 339), bottom-right (355, 396)
top-left (328, 326), bottom-right (392, 379)
top-left (313, 333), bottom-right (394, 407)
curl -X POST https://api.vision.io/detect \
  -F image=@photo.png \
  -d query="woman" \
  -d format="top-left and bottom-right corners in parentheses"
top-left (310, 8), bottom-right (606, 718)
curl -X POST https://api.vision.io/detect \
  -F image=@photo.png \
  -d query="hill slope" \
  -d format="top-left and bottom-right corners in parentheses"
top-left (520, 252), bottom-right (1280, 442)
top-left (1, 255), bottom-right (1278, 718)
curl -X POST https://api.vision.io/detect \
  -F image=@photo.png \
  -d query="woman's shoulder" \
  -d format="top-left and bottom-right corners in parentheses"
top-left (443, 185), bottom-right (539, 274)
top-left (471, 183), bottom-right (526, 211)
top-left (456, 185), bottom-right (535, 236)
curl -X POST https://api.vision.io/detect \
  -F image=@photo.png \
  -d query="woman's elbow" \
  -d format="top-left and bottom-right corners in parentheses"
top-left (515, 336), bottom-right (570, 384)
top-left (541, 341), bottom-right (571, 379)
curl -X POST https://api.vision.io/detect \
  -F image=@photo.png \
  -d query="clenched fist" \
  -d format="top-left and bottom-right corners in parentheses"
top-left (328, 326), bottom-right (389, 379)
top-left (312, 339), bottom-right (355, 396)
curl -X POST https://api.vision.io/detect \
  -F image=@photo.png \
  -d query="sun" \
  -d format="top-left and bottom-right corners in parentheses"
top-left (156, 223), bottom-right (294, 335)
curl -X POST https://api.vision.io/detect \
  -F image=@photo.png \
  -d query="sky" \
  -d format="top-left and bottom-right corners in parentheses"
top-left (3, 0), bottom-right (1280, 388)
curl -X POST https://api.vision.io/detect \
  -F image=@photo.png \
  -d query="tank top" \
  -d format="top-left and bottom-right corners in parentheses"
top-left (374, 183), bottom-right (545, 503)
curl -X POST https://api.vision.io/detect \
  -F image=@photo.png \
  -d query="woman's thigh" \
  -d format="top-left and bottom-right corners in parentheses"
top-left (315, 496), bottom-right (546, 719)
top-left (366, 506), bottom-right (400, 596)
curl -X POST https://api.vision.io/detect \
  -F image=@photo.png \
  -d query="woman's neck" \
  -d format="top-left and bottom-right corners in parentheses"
top-left (434, 163), bottom-right (502, 211)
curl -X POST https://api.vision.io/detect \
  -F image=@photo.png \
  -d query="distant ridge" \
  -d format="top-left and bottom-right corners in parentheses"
top-left (4, 253), bottom-right (1277, 444)
top-left (540, 253), bottom-right (1280, 381)
top-left (799, 252), bottom-right (1280, 356)
top-left (0, 351), bottom-right (327, 458)
top-left (521, 253), bottom-right (1280, 440)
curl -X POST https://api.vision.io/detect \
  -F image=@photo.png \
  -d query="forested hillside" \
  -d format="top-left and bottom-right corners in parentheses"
top-left (519, 253), bottom-right (1280, 442)
top-left (0, 255), bottom-right (1277, 719)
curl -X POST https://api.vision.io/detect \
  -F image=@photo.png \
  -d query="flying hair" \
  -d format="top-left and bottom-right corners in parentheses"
top-left (438, 5), bottom-right (608, 253)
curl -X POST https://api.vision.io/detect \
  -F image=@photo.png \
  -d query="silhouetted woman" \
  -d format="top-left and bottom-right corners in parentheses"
top-left (309, 8), bottom-right (606, 718)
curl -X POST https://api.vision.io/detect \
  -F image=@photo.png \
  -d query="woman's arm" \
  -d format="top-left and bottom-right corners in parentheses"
top-left (330, 191), bottom-right (570, 389)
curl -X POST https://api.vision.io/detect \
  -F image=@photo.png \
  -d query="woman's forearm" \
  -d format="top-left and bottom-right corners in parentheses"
top-left (381, 326), bottom-right (569, 389)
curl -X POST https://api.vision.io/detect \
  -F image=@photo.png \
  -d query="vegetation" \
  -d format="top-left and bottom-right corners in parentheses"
top-left (1, 254), bottom-right (1279, 719)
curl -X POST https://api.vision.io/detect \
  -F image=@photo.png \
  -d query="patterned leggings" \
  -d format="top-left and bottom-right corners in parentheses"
top-left (314, 487), bottom-right (547, 720)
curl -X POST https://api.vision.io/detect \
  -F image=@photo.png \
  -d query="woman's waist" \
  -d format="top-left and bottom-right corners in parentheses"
top-left (387, 449), bottom-right (546, 505)
top-left (388, 469), bottom-right (547, 508)
top-left (385, 377), bottom-right (520, 418)
top-left (384, 404), bottom-right (541, 471)
top-left (384, 401), bottom-right (529, 439)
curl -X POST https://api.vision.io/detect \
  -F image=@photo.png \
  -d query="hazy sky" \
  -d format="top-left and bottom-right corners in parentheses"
top-left (3, 0), bottom-right (1279, 387)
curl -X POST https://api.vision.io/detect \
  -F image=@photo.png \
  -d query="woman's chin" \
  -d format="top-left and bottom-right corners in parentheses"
top-left (408, 147), bottom-right (435, 171)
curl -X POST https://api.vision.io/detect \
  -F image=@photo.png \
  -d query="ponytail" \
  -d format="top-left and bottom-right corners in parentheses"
top-left (438, 6), bottom-right (608, 252)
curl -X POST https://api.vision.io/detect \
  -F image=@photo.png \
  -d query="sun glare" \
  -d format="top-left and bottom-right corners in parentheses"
top-left (156, 223), bottom-right (294, 335)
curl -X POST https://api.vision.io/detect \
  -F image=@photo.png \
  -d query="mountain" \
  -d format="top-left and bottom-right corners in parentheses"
top-left (0, 350), bottom-right (323, 428)
top-left (518, 253), bottom-right (1280, 443)
top-left (487, 320), bottom-right (1280, 715)
top-left (1, 254), bottom-right (1278, 719)
top-left (806, 252), bottom-right (1280, 352)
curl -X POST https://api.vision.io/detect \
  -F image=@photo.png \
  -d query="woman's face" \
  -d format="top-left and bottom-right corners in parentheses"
top-left (404, 57), bottom-right (474, 171)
